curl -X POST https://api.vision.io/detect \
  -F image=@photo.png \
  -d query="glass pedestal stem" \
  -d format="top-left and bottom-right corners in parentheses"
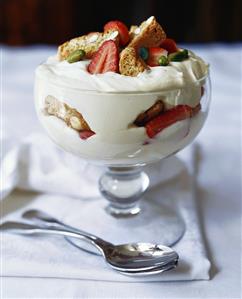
top-left (99, 167), bottom-right (149, 216)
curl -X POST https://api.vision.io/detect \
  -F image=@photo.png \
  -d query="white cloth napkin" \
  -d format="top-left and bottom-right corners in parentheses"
top-left (1, 133), bottom-right (185, 199)
top-left (1, 133), bottom-right (210, 282)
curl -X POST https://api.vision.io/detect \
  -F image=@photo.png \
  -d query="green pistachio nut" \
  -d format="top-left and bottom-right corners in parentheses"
top-left (67, 49), bottom-right (86, 63)
top-left (168, 49), bottom-right (189, 62)
top-left (158, 55), bottom-right (169, 66)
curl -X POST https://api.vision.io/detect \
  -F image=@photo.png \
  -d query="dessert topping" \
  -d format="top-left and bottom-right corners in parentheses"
top-left (104, 20), bottom-right (130, 46)
top-left (87, 40), bottom-right (119, 74)
top-left (129, 16), bottom-right (166, 48)
top-left (138, 47), bottom-right (149, 61)
top-left (119, 46), bottom-right (148, 76)
top-left (158, 56), bottom-right (169, 66)
top-left (58, 17), bottom-right (193, 76)
top-left (67, 49), bottom-right (86, 63)
top-left (160, 38), bottom-right (178, 53)
top-left (58, 30), bottom-right (119, 60)
top-left (147, 47), bottom-right (168, 67)
top-left (168, 49), bottom-right (189, 62)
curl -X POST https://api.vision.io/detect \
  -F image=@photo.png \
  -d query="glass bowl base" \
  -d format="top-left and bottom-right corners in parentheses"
top-left (105, 203), bottom-right (141, 216)
top-left (65, 197), bottom-right (185, 255)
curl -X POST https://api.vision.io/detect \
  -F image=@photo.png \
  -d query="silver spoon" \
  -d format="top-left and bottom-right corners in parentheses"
top-left (21, 210), bottom-right (178, 270)
top-left (0, 220), bottom-right (179, 275)
top-left (65, 235), bottom-right (178, 276)
top-left (22, 209), bottom-right (102, 255)
top-left (22, 209), bottom-right (178, 257)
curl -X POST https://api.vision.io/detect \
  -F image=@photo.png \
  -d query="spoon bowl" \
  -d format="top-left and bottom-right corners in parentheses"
top-left (105, 243), bottom-right (178, 271)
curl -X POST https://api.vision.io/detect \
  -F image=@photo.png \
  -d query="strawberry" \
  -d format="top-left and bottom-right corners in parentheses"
top-left (87, 40), bottom-right (119, 74)
top-left (160, 38), bottom-right (178, 53)
top-left (145, 104), bottom-right (201, 138)
top-left (104, 20), bottom-right (130, 46)
top-left (79, 130), bottom-right (95, 140)
top-left (146, 47), bottom-right (168, 67)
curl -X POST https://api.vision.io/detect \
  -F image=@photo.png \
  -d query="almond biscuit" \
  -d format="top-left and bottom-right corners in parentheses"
top-left (58, 30), bottom-right (119, 60)
top-left (119, 47), bottom-right (148, 76)
top-left (129, 16), bottom-right (166, 48)
top-left (45, 95), bottom-right (90, 131)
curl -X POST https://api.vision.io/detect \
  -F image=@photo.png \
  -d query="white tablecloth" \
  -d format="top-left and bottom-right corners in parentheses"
top-left (1, 44), bottom-right (241, 298)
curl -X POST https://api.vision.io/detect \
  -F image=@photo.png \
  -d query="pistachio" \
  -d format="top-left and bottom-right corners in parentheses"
top-left (168, 49), bottom-right (189, 62)
top-left (66, 49), bottom-right (86, 63)
top-left (138, 47), bottom-right (149, 60)
top-left (158, 55), bottom-right (169, 66)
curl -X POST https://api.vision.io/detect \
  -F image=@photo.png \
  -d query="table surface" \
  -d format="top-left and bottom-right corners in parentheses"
top-left (1, 44), bottom-right (242, 299)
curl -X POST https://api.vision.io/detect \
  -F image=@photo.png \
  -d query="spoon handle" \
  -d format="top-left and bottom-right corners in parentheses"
top-left (22, 209), bottom-right (91, 235)
top-left (22, 209), bottom-right (105, 256)
top-left (0, 221), bottom-right (107, 254)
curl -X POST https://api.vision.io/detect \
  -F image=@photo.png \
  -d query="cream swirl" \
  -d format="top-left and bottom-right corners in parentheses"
top-left (36, 51), bottom-right (208, 93)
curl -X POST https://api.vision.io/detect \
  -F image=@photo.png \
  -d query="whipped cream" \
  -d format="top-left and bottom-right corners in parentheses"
top-left (36, 51), bottom-right (208, 93)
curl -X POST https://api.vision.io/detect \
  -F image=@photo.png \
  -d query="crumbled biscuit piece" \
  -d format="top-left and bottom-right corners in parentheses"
top-left (119, 47), bottom-right (148, 76)
top-left (58, 30), bottom-right (119, 60)
top-left (45, 95), bottom-right (90, 131)
top-left (129, 16), bottom-right (166, 48)
top-left (134, 100), bottom-right (165, 126)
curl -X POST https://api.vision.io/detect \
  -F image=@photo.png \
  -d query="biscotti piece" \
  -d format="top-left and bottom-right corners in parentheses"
top-left (119, 47), bottom-right (148, 76)
top-left (58, 30), bottom-right (119, 60)
top-left (134, 100), bottom-right (164, 126)
top-left (129, 16), bottom-right (166, 48)
top-left (129, 25), bottom-right (139, 40)
top-left (45, 95), bottom-right (90, 131)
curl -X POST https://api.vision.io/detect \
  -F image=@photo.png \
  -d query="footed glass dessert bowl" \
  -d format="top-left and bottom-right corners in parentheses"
top-left (34, 15), bottom-right (211, 246)
top-left (34, 73), bottom-right (211, 246)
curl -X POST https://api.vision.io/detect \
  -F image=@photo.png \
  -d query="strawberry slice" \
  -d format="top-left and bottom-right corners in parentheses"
top-left (104, 20), bottom-right (130, 46)
top-left (147, 47), bottom-right (168, 67)
top-left (145, 104), bottom-right (201, 138)
top-left (160, 38), bottom-right (178, 53)
top-left (87, 40), bottom-right (119, 74)
top-left (79, 130), bottom-right (95, 140)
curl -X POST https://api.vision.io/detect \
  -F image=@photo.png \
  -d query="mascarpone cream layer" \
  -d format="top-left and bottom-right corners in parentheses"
top-left (36, 51), bottom-right (208, 94)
